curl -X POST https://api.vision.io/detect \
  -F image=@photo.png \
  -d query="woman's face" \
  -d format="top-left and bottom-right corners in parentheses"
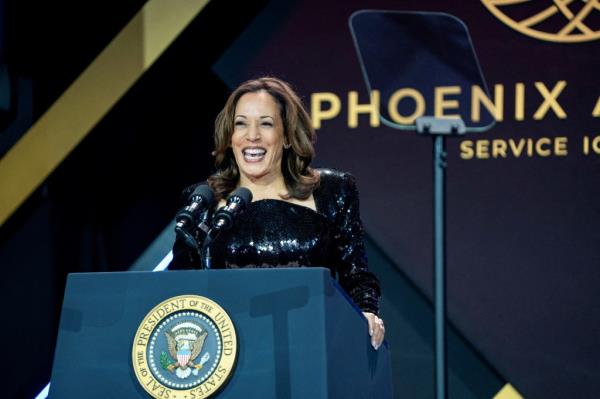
top-left (231, 91), bottom-right (285, 183)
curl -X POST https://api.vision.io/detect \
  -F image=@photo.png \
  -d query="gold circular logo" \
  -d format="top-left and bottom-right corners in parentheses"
top-left (132, 295), bottom-right (237, 399)
top-left (481, 0), bottom-right (600, 43)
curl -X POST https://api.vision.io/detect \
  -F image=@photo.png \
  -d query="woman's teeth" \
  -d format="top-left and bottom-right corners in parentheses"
top-left (243, 148), bottom-right (266, 161)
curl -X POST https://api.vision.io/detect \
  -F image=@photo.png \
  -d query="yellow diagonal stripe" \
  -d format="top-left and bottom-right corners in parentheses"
top-left (493, 383), bottom-right (524, 399)
top-left (0, 0), bottom-right (210, 227)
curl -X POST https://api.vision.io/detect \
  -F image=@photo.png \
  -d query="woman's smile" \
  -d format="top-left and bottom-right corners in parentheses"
top-left (242, 146), bottom-right (267, 162)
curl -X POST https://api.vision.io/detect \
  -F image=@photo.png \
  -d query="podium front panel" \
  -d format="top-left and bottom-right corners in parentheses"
top-left (49, 268), bottom-right (392, 398)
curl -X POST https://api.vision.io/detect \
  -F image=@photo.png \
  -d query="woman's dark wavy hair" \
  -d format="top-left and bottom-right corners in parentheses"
top-left (208, 77), bottom-right (319, 200)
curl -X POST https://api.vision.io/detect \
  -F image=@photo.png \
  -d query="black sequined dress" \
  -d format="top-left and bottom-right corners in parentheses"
top-left (169, 169), bottom-right (381, 314)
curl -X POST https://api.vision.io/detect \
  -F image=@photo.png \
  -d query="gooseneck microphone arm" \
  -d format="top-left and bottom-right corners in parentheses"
top-left (200, 187), bottom-right (253, 269)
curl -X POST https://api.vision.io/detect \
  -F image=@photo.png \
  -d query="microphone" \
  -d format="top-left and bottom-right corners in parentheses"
top-left (211, 187), bottom-right (253, 232)
top-left (174, 184), bottom-right (215, 248)
top-left (200, 187), bottom-right (252, 269)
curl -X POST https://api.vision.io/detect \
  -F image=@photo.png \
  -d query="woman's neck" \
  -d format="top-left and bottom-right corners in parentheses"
top-left (239, 173), bottom-right (288, 200)
top-left (219, 171), bottom-right (315, 212)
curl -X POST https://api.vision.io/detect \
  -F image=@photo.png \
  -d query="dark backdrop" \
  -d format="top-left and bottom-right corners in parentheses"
top-left (0, 1), bottom-right (598, 398)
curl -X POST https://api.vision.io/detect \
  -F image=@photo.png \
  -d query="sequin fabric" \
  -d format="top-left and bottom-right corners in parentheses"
top-left (169, 168), bottom-right (381, 314)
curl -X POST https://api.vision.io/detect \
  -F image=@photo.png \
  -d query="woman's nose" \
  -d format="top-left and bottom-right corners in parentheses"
top-left (247, 123), bottom-right (261, 141)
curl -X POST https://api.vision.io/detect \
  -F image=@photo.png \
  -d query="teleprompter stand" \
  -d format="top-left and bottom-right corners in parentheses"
top-left (350, 11), bottom-right (494, 399)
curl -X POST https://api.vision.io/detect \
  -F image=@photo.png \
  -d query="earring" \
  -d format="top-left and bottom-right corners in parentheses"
top-left (283, 142), bottom-right (291, 149)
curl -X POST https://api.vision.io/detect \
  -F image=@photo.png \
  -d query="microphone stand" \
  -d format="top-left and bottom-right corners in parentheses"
top-left (200, 223), bottom-right (226, 270)
top-left (198, 208), bottom-right (214, 270)
top-left (200, 237), bottom-right (213, 270)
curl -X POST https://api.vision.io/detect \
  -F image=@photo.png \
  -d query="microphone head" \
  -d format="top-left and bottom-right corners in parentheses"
top-left (228, 187), bottom-right (252, 207)
top-left (189, 184), bottom-right (215, 205)
top-left (211, 187), bottom-right (253, 232)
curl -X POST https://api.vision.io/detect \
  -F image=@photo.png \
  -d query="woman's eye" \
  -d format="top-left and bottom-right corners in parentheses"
top-left (234, 121), bottom-right (246, 127)
top-left (261, 122), bottom-right (273, 127)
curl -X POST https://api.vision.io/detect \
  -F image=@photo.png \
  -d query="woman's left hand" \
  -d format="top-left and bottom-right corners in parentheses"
top-left (363, 312), bottom-right (385, 350)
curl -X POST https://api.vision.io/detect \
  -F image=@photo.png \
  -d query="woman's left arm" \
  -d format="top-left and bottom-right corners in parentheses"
top-left (333, 172), bottom-right (385, 349)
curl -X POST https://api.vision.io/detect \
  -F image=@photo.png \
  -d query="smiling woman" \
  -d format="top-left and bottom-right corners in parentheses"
top-left (169, 77), bottom-right (385, 349)
top-left (209, 77), bottom-right (319, 202)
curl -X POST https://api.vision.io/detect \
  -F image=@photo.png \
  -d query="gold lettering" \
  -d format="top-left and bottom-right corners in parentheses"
top-left (535, 137), bottom-right (551, 157)
top-left (584, 135), bottom-right (589, 154)
top-left (311, 92), bottom-right (341, 129)
top-left (533, 81), bottom-right (567, 120)
top-left (206, 377), bottom-right (217, 387)
top-left (216, 318), bottom-right (229, 330)
top-left (462, 137), bottom-right (568, 159)
top-left (593, 97), bottom-right (600, 117)
top-left (555, 137), bottom-right (568, 156)
top-left (200, 302), bottom-right (213, 312)
top-left (492, 139), bottom-right (507, 158)
top-left (509, 139), bottom-right (526, 157)
top-left (472, 84), bottom-right (503, 122)
top-left (475, 140), bottom-right (490, 159)
top-left (515, 82), bottom-right (525, 121)
top-left (388, 88), bottom-right (425, 124)
top-left (137, 332), bottom-right (149, 346)
top-left (460, 140), bottom-right (474, 160)
top-left (348, 90), bottom-right (380, 128)
top-left (145, 377), bottom-right (153, 386)
top-left (309, 81), bottom-right (578, 128)
top-left (434, 86), bottom-right (461, 118)
top-left (593, 136), bottom-right (600, 154)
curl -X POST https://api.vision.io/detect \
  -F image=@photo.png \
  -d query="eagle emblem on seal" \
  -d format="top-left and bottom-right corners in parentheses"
top-left (160, 321), bottom-right (211, 379)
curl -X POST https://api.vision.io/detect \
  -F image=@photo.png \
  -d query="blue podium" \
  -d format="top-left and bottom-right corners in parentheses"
top-left (49, 268), bottom-right (393, 398)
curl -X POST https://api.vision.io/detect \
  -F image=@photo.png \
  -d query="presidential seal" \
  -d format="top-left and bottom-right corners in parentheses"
top-left (132, 295), bottom-right (237, 399)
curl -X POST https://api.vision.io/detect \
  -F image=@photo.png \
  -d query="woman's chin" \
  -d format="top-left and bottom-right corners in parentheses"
top-left (240, 166), bottom-right (282, 182)
top-left (240, 166), bottom-right (269, 180)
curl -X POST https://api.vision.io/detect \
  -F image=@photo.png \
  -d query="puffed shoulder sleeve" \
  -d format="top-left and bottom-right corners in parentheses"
top-left (332, 172), bottom-right (381, 314)
top-left (168, 184), bottom-right (202, 270)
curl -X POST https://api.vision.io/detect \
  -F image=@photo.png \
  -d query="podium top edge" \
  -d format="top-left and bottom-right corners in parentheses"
top-left (66, 267), bottom-right (332, 278)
